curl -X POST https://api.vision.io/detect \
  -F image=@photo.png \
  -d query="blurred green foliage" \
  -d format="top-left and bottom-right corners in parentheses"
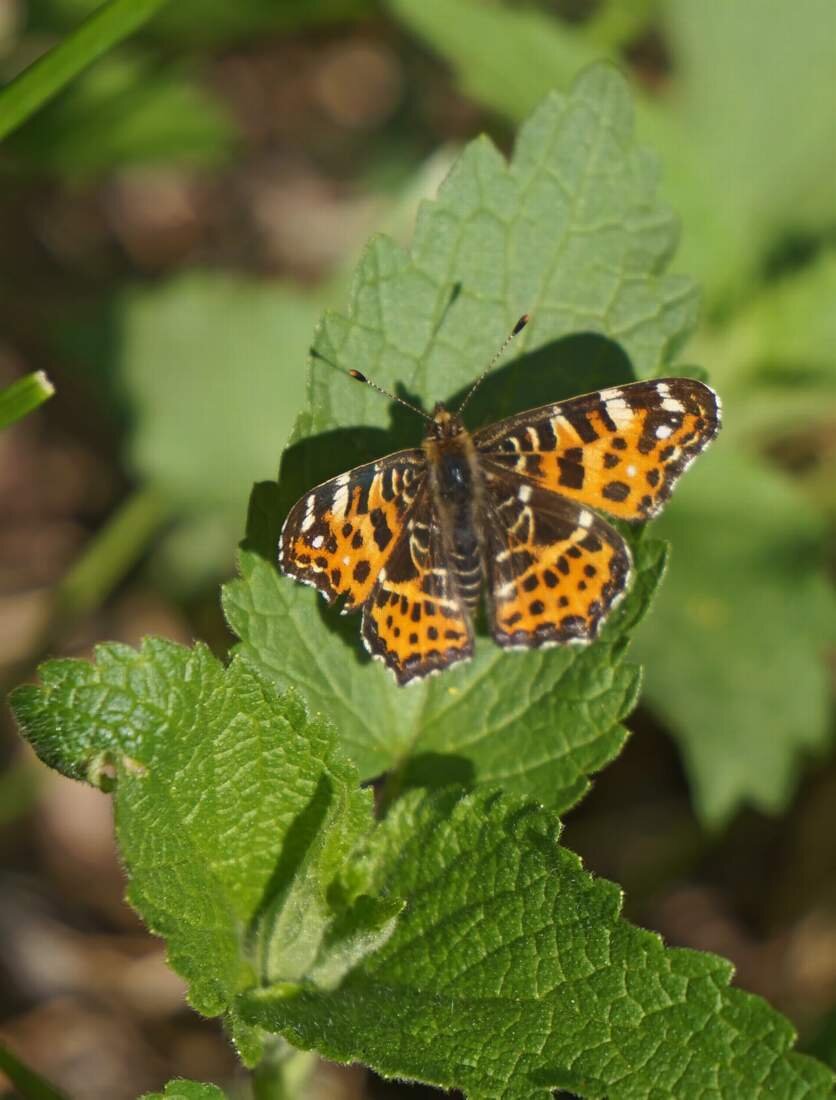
top-left (4, 0), bottom-right (834, 828)
top-left (27, 0), bottom-right (375, 42)
top-left (5, 51), bottom-right (235, 178)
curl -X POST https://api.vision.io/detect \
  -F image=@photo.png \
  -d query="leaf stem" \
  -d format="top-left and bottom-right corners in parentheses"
top-left (1, 485), bottom-right (170, 693)
top-left (252, 1038), bottom-right (316, 1100)
top-left (0, 0), bottom-right (171, 141)
top-left (54, 484), bottom-right (169, 622)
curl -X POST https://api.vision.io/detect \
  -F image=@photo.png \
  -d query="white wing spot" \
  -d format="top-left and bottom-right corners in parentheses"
top-left (626, 465), bottom-right (637, 477)
top-left (661, 398), bottom-right (684, 412)
top-left (301, 494), bottom-right (317, 532)
top-left (311, 534), bottom-right (324, 549)
top-left (579, 509), bottom-right (593, 528)
top-left (656, 424), bottom-right (673, 439)
top-left (599, 387), bottom-right (623, 400)
top-left (518, 484), bottom-right (533, 503)
top-left (604, 399), bottom-right (633, 430)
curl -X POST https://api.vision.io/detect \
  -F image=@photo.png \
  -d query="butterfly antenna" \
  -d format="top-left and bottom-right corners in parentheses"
top-left (456, 313), bottom-right (529, 417)
top-left (348, 369), bottom-right (435, 425)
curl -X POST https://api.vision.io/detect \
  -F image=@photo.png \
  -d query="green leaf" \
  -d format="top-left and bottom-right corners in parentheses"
top-left (0, 371), bottom-right (54, 430)
top-left (241, 789), bottom-right (834, 1100)
top-left (387, 0), bottom-right (602, 123)
top-left (226, 482), bottom-right (665, 813)
top-left (16, 641), bottom-right (828, 1097)
top-left (223, 64), bottom-right (691, 810)
top-left (0, 0), bottom-right (171, 140)
top-left (712, 249), bottom-right (836, 400)
top-left (636, 439), bottom-right (836, 827)
top-left (6, 52), bottom-right (235, 179)
top-left (10, 640), bottom-right (386, 1064)
top-left (141, 1080), bottom-right (227, 1100)
top-left (658, 0), bottom-right (836, 303)
top-left (118, 273), bottom-right (321, 517)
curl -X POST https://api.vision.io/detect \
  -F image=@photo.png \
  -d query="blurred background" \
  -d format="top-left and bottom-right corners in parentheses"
top-left (0, 0), bottom-right (834, 1097)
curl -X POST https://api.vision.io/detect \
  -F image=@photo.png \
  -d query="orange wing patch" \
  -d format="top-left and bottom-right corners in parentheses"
top-left (279, 451), bottom-right (424, 610)
top-left (483, 470), bottom-right (631, 647)
top-left (475, 378), bottom-right (720, 522)
top-left (362, 495), bottom-right (473, 685)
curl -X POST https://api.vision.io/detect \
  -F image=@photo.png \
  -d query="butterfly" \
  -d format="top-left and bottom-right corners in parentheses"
top-left (279, 317), bottom-right (721, 685)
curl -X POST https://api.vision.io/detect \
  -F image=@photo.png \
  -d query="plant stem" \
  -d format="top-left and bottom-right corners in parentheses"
top-left (0, 372), bottom-right (54, 430)
top-left (54, 485), bottom-right (169, 622)
top-left (0, 1043), bottom-right (70, 1100)
top-left (0, 0), bottom-right (171, 140)
top-left (252, 1038), bottom-right (316, 1100)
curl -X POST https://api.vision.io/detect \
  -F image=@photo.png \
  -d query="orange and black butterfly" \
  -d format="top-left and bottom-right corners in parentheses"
top-left (279, 317), bottom-right (721, 684)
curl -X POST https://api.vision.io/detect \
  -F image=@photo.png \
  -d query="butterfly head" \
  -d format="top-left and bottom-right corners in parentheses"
top-left (428, 403), bottom-right (466, 440)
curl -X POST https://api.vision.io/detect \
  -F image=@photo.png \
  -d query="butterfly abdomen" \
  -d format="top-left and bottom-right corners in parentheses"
top-left (426, 430), bottom-right (485, 613)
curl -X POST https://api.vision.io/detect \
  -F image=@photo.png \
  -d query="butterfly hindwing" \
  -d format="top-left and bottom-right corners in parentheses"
top-left (474, 378), bottom-right (720, 521)
top-left (279, 450), bottom-right (425, 610)
top-left (482, 463), bottom-right (632, 648)
top-left (362, 489), bottom-right (473, 685)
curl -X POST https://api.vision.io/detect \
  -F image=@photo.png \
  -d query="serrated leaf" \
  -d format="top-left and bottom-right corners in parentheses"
top-left (303, 67), bottom-right (695, 438)
top-left (635, 442), bottom-right (836, 826)
top-left (141, 1080), bottom-right (227, 1100)
top-left (225, 481), bottom-right (665, 813)
top-left (10, 640), bottom-right (385, 1063)
top-left (223, 65), bottom-right (690, 811)
top-left (240, 788), bottom-right (833, 1100)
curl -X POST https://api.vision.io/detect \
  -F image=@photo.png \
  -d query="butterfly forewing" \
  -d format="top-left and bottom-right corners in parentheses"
top-left (362, 489), bottom-right (473, 684)
top-left (279, 450), bottom-right (425, 610)
top-left (474, 378), bottom-right (720, 521)
top-left (482, 466), bottom-right (631, 647)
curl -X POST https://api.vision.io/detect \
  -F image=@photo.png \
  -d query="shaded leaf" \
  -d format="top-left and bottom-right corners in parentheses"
top-left (636, 442), bottom-right (836, 826)
top-left (119, 272), bottom-right (321, 515)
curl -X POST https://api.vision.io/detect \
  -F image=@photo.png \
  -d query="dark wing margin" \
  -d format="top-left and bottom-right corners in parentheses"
top-left (279, 449), bottom-right (425, 611)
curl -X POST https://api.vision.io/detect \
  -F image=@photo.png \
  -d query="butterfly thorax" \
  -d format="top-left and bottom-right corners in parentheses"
top-left (423, 404), bottom-right (485, 611)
